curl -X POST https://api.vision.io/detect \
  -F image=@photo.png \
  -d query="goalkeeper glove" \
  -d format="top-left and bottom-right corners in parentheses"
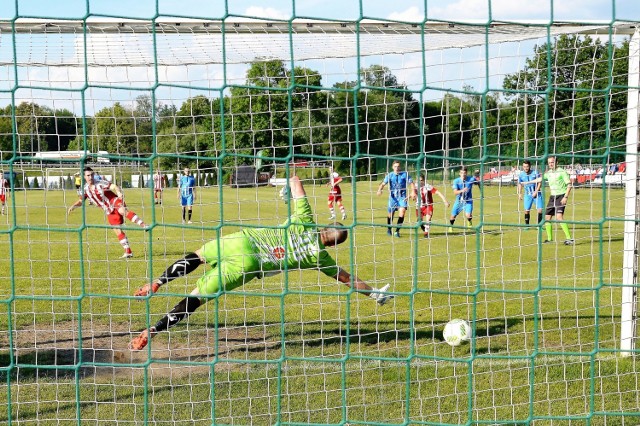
top-left (279, 185), bottom-right (290, 204)
top-left (370, 284), bottom-right (393, 306)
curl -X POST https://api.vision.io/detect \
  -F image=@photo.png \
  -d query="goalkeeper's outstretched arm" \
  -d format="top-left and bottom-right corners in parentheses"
top-left (335, 268), bottom-right (393, 305)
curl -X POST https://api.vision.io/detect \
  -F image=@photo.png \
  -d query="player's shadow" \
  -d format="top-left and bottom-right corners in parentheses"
top-left (0, 330), bottom-right (131, 380)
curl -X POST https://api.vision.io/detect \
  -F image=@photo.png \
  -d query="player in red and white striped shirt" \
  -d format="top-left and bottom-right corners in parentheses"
top-left (416, 174), bottom-right (450, 238)
top-left (67, 167), bottom-right (147, 258)
top-left (153, 170), bottom-right (165, 205)
top-left (0, 177), bottom-right (9, 215)
top-left (327, 170), bottom-right (346, 220)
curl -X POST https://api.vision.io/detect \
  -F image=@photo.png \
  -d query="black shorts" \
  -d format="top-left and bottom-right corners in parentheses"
top-left (546, 194), bottom-right (567, 216)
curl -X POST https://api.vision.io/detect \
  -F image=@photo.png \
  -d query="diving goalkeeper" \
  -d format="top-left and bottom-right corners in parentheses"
top-left (129, 176), bottom-right (393, 350)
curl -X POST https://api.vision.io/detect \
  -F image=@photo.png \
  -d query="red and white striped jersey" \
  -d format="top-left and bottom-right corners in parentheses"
top-left (153, 173), bottom-right (163, 189)
top-left (330, 172), bottom-right (342, 187)
top-left (0, 179), bottom-right (8, 196)
top-left (419, 184), bottom-right (438, 206)
top-left (83, 180), bottom-right (118, 213)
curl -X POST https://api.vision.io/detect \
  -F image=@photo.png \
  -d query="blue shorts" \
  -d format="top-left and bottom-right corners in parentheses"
top-left (387, 197), bottom-right (408, 213)
top-left (181, 195), bottom-right (194, 206)
top-left (523, 193), bottom-right (544, 211)
top-left (451, 201), bottom-right (473, 217)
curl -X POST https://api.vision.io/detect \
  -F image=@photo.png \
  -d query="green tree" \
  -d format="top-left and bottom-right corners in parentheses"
top-left (503, 35), bottom-right (630, 160)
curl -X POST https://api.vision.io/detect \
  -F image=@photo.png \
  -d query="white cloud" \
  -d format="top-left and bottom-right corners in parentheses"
top-left (387, 7), bottom-right (424, 23)
top-left (244, 6), bottom-right (290, 20)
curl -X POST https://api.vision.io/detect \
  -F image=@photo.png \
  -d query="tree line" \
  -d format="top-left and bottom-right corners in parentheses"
top-left (0, 35), bottom-right (631, 172)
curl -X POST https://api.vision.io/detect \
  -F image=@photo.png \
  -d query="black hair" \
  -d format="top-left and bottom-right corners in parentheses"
top-left (321, 223), bottom-right (348, 247)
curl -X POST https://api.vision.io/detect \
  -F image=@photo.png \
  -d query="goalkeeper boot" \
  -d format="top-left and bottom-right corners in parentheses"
top-left (134, 282), bottom-right (161, 297)
top-left (129, 329), bottom-right (154, 351)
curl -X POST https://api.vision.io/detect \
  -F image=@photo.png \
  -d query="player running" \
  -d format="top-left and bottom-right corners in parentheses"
top-left (448, 167), bottom-right (480, 231)
top-left (416, 174), bottom-right (450, 238)
top-left (376, 160), bottom-right (417, 238)
top-left (517, 160), bottom-right (543, 227)
top-left (129, 176), bottom-right (393, 351)
top-left (327, 170), bottom-right (346, 220)
top-left (178, 167), bottom-right (196, 224)
top-left (67, 167), bottom-right (147, 258)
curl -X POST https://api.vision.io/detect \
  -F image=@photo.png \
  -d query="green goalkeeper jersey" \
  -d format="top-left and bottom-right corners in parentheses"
top-left (544, 168), bottom-right (571, 196)
top-left (242, 197), bottom-right (339, 278)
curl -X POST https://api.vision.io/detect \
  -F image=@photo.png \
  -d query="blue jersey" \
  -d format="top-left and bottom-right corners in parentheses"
top-left (452, 176), bottom-right (478, 203)
top-left (383, 172), bottom-right (413, 199)
top-left (518, 170), bottom-right (541, 196)
top-left (179, 175), bottom-right (196, 197)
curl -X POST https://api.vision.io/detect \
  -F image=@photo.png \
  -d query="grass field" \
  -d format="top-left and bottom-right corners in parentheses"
top-left (1, 181), bottom-right (639, 425)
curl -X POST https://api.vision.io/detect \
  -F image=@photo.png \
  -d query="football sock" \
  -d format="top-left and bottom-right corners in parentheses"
top-left (188, 210), bottom-right (192, 221)
top-left (182, 209), bottom-right (186, 221)
top-left (560, 223), bottom-right (572, 239)
top-left (329, 207), bottom-right (335, 216)
top-left (126, 210), bottom-right (146, 227)
top-left (524, 213), bottom-right (530, 225)
top-left (545, 222), bottom-right (553, 240)
top-left (117, 233), bottom-right (131, 251)
top-left (396, 216), bottom-right (405, 232)
top-left (339, 205), bottom-right (345, 216)
top-left (153, 296), bottom-right (202, 332)
top-left (449, 219), bottom-right (455, 226)
top-left (538, 212), bottom-right (543, 223)
top-left (158, 252), bottom-right (203, 285)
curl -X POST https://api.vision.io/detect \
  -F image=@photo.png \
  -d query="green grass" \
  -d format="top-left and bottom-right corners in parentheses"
top-left (0, 181), bottom-right (638, 425)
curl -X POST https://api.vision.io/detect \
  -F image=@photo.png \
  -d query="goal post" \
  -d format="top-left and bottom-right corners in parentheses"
top-left (620, 29), bottom-right (640, 356)
top-left (2, 13), bottom-right (640, 426)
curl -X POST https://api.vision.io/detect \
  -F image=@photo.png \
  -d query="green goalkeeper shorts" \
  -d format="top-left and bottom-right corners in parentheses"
top-left (197, 233), bottom-right (261, 296)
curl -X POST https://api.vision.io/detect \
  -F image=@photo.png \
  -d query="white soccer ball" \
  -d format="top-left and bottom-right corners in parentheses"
top-left (443, 319), bottom-right (471, 347)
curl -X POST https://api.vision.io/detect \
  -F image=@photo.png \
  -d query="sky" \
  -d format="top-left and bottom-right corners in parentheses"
top-left (0, 0), bottom-right (638, 22)
top-left (0, 1), bottom-right (638, 114)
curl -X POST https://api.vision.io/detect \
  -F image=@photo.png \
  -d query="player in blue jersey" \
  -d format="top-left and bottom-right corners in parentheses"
top-left (376, 160), bottom-right (417, 237)
top-left (517, 160), bottom-right (543, 227)
top-left (448, 167), bottom-right (480, 231)
top-left (178, 167), bottom-right (196, 224)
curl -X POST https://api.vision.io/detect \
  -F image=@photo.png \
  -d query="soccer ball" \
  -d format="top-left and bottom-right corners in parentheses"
top-left (442, 319), bottom-right (471, 347)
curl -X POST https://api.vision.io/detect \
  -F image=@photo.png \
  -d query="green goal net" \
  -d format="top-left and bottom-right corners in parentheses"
top-left (1, 2), bottom-right (639, 425)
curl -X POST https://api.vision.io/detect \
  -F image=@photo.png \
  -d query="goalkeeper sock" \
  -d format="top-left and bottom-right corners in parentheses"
top-left (158, 252), bottom-right (203, 285)
top-left (545, 222), bottom-right (553, 241)
top-left (153, 296), bottom-right (202, 332)
top-left (560, 223), bottom-right (572, 239)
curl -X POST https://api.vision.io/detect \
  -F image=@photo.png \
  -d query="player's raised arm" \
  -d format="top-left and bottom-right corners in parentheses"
top-left (288, 175), bottom-right (306, 199)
